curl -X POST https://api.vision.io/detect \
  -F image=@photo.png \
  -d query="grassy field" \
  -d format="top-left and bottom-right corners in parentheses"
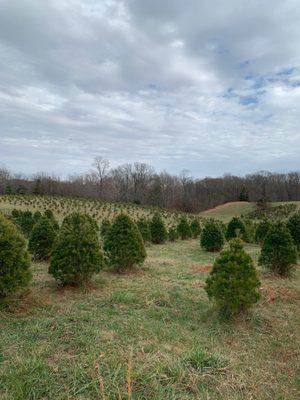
top-left (1, 196), bottom-right (300, 399)
top-left (1, 239), bottom-right (299, 399)
top-left (200, 201), bottom-right (300, 222)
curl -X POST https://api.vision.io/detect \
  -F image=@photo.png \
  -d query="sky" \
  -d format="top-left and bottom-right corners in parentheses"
top-left (0, 0), bottom-right (300, 178)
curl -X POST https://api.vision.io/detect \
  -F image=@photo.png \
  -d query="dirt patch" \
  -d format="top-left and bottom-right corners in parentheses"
top-left (260, 285), bottom-right (299, 304)
top-left (190, 264), bottom-right (212, 273)
top-left (0, 290), bottom-right (52, 315)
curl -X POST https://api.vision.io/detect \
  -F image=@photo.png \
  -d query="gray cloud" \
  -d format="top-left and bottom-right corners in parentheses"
top-left (0, 0), bottom-right (299, 177)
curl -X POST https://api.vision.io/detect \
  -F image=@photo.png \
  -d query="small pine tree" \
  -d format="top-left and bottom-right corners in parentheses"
top-left (49, 213), bottom-right (103, 285)
top-left (44, 209), bottom-right (59, 231)
top-left (33, 178), bottom-right (42, 195)
top-left (85, 215), bottom-right (99, 234)
top-left (259, 222), bottom-right (297, 276)
top-left (287, 213), bottom-right (300, 250)
top-left (239, 187), bottom-right (249, 202)
top-left (242, 218), bottom-right (256, 243)
top-left (33, 211), bottom-right (42, 224)
top-left (0, 213), bottom-right (31, 299)
top-left (5, 185), bottom-right (14, 195)
top-left (168, 226), bottom-right (178, 242)
top-left (177, 217), bottom-right (192, 240)
top-left (150, 213), bottom-right (168, 244)
top-left (225, 217), bottom-right (247, 241)
top-left (137, 217), bottom-right (152, 243)
top-left (100, 219), bottom-right (111, 238)
top-left (103, 214), bottom-right (146, 272)
top-left (11, 209), bottom-right (21, 220)
top-left (28, 216), bottom-right (57, 261)
top-left (201, 220), bottom-right (224, 252)
top-left (255, 218), bottom-right (272, 244)
top-left (190, 218), bottom-right (201, 239)
top-left (17, 211), bottom-right (35, 237)
top-left (205, 239), bottom-right (260, 315)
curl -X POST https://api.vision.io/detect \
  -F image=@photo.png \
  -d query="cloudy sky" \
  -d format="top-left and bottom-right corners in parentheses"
top-left (0, 0), bottom-right (300, 177)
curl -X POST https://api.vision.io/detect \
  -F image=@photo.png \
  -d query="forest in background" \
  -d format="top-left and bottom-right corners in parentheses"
top-left (1, 158), bottom-right (299, 212)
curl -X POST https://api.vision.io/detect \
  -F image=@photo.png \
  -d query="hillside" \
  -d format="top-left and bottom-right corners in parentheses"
top-left (1, 196), bottom-right (300, 225)
top-left (200, 202), bottom-right (255, 222)
top-left (0, 195), bottom-right (300, 398)
top-left (0, 195), bottom-right (189, 227)
top-left (200, 201), bottom-right (300, 222)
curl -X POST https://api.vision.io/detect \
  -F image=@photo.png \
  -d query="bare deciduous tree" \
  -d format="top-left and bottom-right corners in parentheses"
top-left (90, 156), bottom-right (110, 197)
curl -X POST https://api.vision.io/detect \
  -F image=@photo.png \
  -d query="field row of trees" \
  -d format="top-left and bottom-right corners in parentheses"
top-left (1, 159), bottom-right (300, 212)
top-left (1, 206), bottom-right (299, 317)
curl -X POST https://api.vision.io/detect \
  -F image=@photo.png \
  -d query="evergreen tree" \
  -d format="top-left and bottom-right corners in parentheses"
top-left (287, 213), bottom-right (300, 250)
top-left (5, 185), bottom-right (14, 195)
top-left (44, 209), bottom-right (59, 231)
top-left (11, 209), bottom-right (21, 220)
top-left (242, 218), bottom-right (256, 243)
top-left (33, 178), bottom-right (42, 195)
top-left (201, 219), bottom-right (224, 252)
top-left (259, 222), bottom-right (297, 276)
top-left (13, 211), bottom-right (35, 237)
top-left (104, 214), bottom-right (146, 272)
top-left (28, 216), bottom-right (57, 261)
top-left (150, 213), bottom-right (168, 244)
top-left (137, 217), bottom-right (152, 243)
top-left (168, 226), bottom-right (178, 242)
top-left (190, 218), bottom-right (202, 238)
top-left (255, 218), bottom-right (272, 244)
top-left (177, 216), bottom-right (192, 240)
top-left (205, 239), bottom-right (260, 316)
top-left (33, 211), bottom-right (42, 224)
top-left (0, 213), bottom-right (31, 299)
top-left (225, 217), bottom-right (247, 241)
top-left (100, 218), bottom-right (111, 238)
top-left (239, 187), bottom-right (249, 202)
top-left (49, 213), bottom-right (103, 285)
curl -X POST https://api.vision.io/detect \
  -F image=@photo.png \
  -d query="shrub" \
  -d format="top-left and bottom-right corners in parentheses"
top-left (33, 211), bottom-right (42, 224)
top-left (85, 215), bottom-right (99, 234)
top-left (225, 217), bottom-right (247, 241)
top-left (242, 218), bottom-right (256, 243)
top-left (150, 213), bottom-right (168, 244)
top-left (28, 216), bottom-right (57, 261)
top-left (0, 213), bottom-right (31, 299)
top-left (259, 222), bottom-right (297, 276)
top-left (287, 213), bottom-right (300, 250)
top-left (49, 213), bottom-right (103, 285)
top-left (168, 226), bottom-right (178, 242)
top-left (100, 219), bottom-right (111, 238)
top-left (11, 209), bottom-right (21, 219)
top-left (201, 220), bottom-right (224, 252)
top-left (137, 217), bottom-right (152, 242)
top-left (44, 209), bottom-right (59, 231)
top-left (205, 239), bottom-right (260, 315)
top-left (190, 218), bottom-right (201, 238)
top-left (177, 217), bottom-right (192, 240)
top-left (239, 187), bottom-right (249, 202)
top-left (11, 210), bottom-right (35, 237)
top-left (255, 218), bottom-right (272, 244)
top-left (103, 214), bottom-right (146, 272)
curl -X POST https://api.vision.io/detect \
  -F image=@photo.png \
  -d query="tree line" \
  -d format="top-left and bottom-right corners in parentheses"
top-left (1, 158), bottom-right (299, 212)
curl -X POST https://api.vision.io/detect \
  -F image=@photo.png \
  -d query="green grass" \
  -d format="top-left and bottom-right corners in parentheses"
top-left (1, 239), bottom-right (299, 399)
top-left (200, 201), bottom-right (300, 222)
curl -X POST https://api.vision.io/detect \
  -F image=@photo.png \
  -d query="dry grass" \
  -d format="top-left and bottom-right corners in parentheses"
top-left (1, 239), bottom-right (299, 399)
